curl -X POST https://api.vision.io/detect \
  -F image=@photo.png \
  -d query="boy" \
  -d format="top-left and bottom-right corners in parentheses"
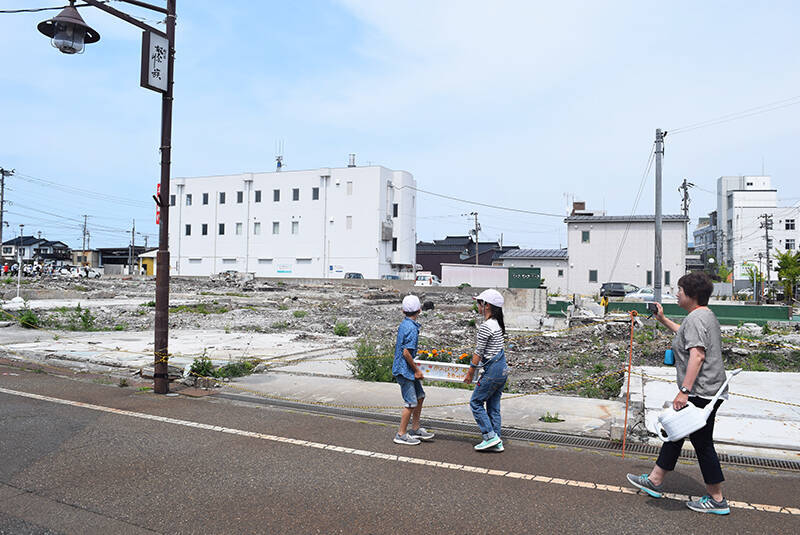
top-left (392, 295), bottom-right (435, 445)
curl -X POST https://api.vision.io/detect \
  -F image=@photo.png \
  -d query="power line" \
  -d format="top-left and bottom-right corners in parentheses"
top-left (670, 94), bottom-right (800, 136)
top-left (0, 1), bottom-right (110, 14)
top-left (14, 172), bottom-right (151, 208)
top-left (396, 185), bottom-right (564, 218)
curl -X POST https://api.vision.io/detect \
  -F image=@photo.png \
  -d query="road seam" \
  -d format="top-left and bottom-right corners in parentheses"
top-left (1, 386), bottom-right (797, 516)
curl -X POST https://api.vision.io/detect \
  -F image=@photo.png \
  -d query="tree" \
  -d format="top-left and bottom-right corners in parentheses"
top-left (744, 264), bottom-right (763, 291)
top-left (717, 264), bottom-right (732, 283)
top-left (774, 249), bottom-right (800, 304)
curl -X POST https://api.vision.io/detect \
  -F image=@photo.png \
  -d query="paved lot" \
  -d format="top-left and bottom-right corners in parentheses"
top-left (2, 364), bottom-right (798, 534)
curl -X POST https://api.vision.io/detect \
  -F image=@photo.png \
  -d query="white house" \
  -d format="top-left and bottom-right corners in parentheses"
top-left (497, 248), bottom-right (569, 295)
top-left (168, 164), bottom-right (416, 278)
top-left (565, 215), bottom-right (688, 296)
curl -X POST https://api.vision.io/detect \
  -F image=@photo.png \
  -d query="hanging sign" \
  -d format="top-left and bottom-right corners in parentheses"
top-left (140, 31), bottom-right (169, 93)
top-left (155, 184), bottom-right (161, 225)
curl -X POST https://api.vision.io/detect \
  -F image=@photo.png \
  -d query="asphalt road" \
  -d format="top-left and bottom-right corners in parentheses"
top-left (1, 363), bottom-right (798, 534)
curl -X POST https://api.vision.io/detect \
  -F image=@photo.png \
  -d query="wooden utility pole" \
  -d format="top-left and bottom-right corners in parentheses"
top-left (654, 129), bottom-right (665, 303)
top-left (0, 168), bottom-right (13, 252)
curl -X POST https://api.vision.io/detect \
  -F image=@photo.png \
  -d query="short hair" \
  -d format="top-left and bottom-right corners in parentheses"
top-left (677, 271), bottom-right (713, 306)
top-left (404, 310), bottom-right (419, 317)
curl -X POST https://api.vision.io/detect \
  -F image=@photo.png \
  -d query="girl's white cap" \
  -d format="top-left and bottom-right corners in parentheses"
top-left (474, 289), bottom-right (504, 308)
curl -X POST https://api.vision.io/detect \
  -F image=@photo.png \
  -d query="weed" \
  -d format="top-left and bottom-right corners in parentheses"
top-left (18, 308), bottom-right (39, 329)
top-left (334, 321), bottom-right (350, 336)
top-left (73, 285), bottom-right (89, 292)
top-left (118, 377), bottom-right (129, 387)
top-left (190, 355), bottom-right (214, 378)
top-left (224, 325), bottom-right (231, 334)
top-left (225, 292), bottom-right (247, 297)
top-left (762, 324), bottom-right (772, 335)
top-left (293, 310), bottom-right (307, 318)
top-left (271, 321), bottom-right (289, 330)
top-left (348, 338), bottom-right (394, 382)
top-left (137, 386), bottom-right (152, 392)
top-left (215, 360), bottom-right (256, 378)
top-left (169, 303), bottom-right (228, 314)
top-left (53, 334), bottom-right (60, 340)
top-left (113, 323), bottom-right (127, 331)
top-left (1, 277), bottom-right (13, 284)
top-left (278, 304), bottom-right (289, 311)
top-left (458, 282), bottom-right (471, 289)
top-left (468, 318), bottom-right (476, 327)
top-left (540, 412), bottom-right (564, 423)
top-left (136, 308), bottom-right (147, 316)
top-left (472, 303), bottom-right (479, 313)
top-left (142, 301), bottom-right (156, 307)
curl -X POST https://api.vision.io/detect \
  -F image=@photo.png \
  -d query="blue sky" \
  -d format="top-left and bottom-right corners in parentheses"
top-left (2, 0), bottom-right (799, 250)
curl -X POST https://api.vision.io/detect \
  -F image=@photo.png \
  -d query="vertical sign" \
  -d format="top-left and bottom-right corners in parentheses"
top-left (155, 184), bottom-right (161, 225)
top-left (140, 31), bottom-right (169, 93)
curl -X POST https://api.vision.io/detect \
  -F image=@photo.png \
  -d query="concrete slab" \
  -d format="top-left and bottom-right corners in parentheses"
top-left (630, 366), bottom-right (800, 451)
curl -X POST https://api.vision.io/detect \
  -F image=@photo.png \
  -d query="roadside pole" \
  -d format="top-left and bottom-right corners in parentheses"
top-left (654, 129), bottom-right (665, 303)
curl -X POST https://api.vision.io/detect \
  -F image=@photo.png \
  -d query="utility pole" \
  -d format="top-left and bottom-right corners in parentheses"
top-left (760, 212), bottom-right (773, 301)
top-left (757, 252), bottom-right (764, 304)
top-left (654, 129), bottom-right (666, 303)
top-left (471, 212), bottom-right (480, 266)
top-left (129, 219), bottom-right (136, 276)
top-left (0, 167), bottom-right (13, 253)
top-left (679, 178), bottom-right (694, 218)
top-left (82, 215), bottom-right (89, 265)
top-left (14, 224), bottom-right (24, 303)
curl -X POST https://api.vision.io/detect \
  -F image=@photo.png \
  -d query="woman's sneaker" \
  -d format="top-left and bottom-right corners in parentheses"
top-left (686, 495), bottom-right (730, 515)
top-left (394, 433), bottom-right (421, 445)
top-left (408, 427), bottom-right (435, 441)
top-left (474, 436), bottom-right (501, 450)
top-left (625, 473), bottom-right (664, 498)
top-left (492, 441), bottom-right (504, 452)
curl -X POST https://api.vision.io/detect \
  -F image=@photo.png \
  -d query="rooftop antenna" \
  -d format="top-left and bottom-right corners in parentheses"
top-left (275, 139), bottom-right (284, 172)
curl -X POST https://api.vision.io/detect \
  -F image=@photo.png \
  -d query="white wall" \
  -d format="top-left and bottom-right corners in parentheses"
top-left (169, 166), bottom-right (415, 278)
top-left (566, 219), bottom-right (687, 296)
top-left (498, 257), bottom-right (568, 295)
top-left (441, 264), bottom-right (509, 288)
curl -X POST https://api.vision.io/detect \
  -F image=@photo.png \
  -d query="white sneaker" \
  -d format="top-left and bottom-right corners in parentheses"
top-left (394, 433), bottom-right (421, 445)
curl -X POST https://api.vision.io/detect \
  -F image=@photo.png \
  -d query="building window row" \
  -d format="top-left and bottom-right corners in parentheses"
top-left (177, 187), bottom-right (325, 207)
top-left (185, 221), bottom-right (301, 236)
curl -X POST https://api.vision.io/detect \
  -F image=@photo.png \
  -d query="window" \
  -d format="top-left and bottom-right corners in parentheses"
top-left (272, 222), bottom-right (279, 234)
top-left (393, 203), bottom-right (398, 217)
top-left (392, 237), bottom-right (398, 252)
top-left (202, 193), bottom-right (208, 205)
top-left (291, 188), bottom-right (299, 201)
top-left (188, 258), bottom-right (202, 264)
top-left (273, 189), bottom-right (280, 202)
top-left (185, 224), bottom-right (191, 236)
top-left (255, 190), bottom-right (261, 203)
top-left (787, 239), bottom-right (796, 251)
top-left (727, 195), bottom-right (733, 209)
top-left (3, 247), bottom-right (12, 254)
top-left (346, 181), bottom-right (353, 195)
top-left (185, 194), bottom-right (192, 206)
top-left (218, 223), bottom-right (225, 235)
top-left (253, 222), bottom-right (261, 235)
top-left (219, 192), bottom-right (226, 204)
top-left (581, 230), bottom-right (590, 243)
top-left (767, 238), bottom-right (773, 249)
top-left (258, 258), bottom-right (272, 264)
top-left (312, 187), bottom-right (319, 200)
top-left (237, 191), bottom-right (243, 203)
top-left (346, 216), bottom-right (353, 230)
top-left (296, 258), bottom-right (311, 265)
top-left (235, 222), bottom-right (243, 235)
top-left (786, 219), bottom-right (795, 230)
top-left (222, 258), bottom-right (236, 265)
top-left (558, 269), bottom-right (564, 277)
top-left (201, 223), bottom-right (208, 236)
top-left (291, 221), bottom-right (299, 235)
top-left (169, 194), bottom-right (176, 206)
top-left (647, 270), bottom-right (653, 286)
top-left (589, 270), bottom-right (598, 282)
top-left (665, 271), bottom-right (671, 286)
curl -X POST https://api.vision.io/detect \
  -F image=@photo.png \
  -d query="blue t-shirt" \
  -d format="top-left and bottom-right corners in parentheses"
top-left (392, 317), bottom-right (420, 380)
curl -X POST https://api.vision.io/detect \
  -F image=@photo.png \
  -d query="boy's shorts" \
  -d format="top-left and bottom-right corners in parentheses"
top-left (396, 375), bottom-right (425, 408)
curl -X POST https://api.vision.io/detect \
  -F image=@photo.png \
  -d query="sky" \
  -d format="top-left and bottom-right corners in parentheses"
top-left (1, 0), bottom-right (800, 250)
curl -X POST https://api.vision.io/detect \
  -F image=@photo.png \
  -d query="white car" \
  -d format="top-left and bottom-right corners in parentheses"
top-left (79, 267), bottom-right (101, 279)
top-left (624, 287), bottom-right (677, 303)
top-left (414, 273), bottom-right (441, 286)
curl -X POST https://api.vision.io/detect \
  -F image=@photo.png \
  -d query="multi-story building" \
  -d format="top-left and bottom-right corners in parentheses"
top-left (168, 164), bottom-right (416, 278)
top-left (565, 214), bottom-right (689, 296)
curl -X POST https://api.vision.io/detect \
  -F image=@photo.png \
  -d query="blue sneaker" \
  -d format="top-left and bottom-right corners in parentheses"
top-left (408, 427), bottom-right (435, 441)
top-left (686, 495), bottom-right (730, 515)
top-left (474, 436), bottom-right (501, 451)
top-left (626, 473), bottom-right (663, 498)
top-left (492, 441), bottom-right (504, 452)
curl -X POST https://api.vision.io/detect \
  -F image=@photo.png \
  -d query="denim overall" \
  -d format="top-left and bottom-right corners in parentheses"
top-left (469, 349), bottom-right (509, 441)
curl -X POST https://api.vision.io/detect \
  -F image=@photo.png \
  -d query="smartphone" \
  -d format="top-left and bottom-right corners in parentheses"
top-left (647, 302), bottom-right (658, 314)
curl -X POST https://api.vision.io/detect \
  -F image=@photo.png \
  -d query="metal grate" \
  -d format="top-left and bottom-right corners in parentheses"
top-left (216, 392), bottom-right (800, 472)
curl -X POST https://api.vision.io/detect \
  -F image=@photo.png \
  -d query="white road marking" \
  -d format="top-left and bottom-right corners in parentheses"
top-left (1, 386), bottom-right (796, 516)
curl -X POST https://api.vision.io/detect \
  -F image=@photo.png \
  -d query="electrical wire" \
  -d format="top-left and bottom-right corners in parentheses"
top-left (395, 185), bottom-right (564, 218)
top-left (0, 1), bottom-right (111, 14)
top-left (670, 94), bottom-right (800, 136)
top-left (15, 172), bottom-right (151, 208)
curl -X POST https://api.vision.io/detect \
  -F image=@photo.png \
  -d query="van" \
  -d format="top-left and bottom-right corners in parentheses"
top-left (414, 272), bottom-right (441, 286)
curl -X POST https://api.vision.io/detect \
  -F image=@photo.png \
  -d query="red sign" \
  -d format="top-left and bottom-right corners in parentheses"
top-left (156, 183), bottom-right (161, 225)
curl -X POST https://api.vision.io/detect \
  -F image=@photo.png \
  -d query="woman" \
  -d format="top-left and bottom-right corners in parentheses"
top-left (464, 289), bottom-right (509, 452)
top-left (626, 271), bottom-right (731, 515)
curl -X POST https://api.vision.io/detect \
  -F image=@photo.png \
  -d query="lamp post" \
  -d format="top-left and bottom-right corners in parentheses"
top-left (38, 0), bottom-right (176, 394)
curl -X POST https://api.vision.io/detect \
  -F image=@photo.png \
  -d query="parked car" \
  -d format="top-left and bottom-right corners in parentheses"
top-left (78, 267), bottom-right (101, 279)
top-left (736, 287), bottom-right (754, 300)
top-left (624, 286), bottom-right (677, 303)
top-left (381, 274), bottom-right (400, 280)
top-left (415, 272), bottom-right (441, 286)
top-left (600, 282), bottom-right (639, 297)
top-left (344, 272), bottom-right (364, 279)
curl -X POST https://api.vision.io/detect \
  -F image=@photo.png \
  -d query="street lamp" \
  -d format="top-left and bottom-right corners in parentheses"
top-left (38, 0), bottom-right (176, 394)
top-left (36, 3), bottom-right (100, 55)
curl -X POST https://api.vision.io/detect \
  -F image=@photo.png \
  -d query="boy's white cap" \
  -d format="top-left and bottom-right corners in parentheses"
top-left (474, 289), bottom-right (504, 308)
top-left (402, 295), bottom-right (421, 313)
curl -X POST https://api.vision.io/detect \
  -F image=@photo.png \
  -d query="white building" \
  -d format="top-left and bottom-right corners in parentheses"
top-left (168, 165), bottom-right (416, 278)
top-left (716, 175), bottom-right (800, 287)
top-left (497, 248), bottom-right (569, 295)
top-left (565, 215), bottom-right (688, 296)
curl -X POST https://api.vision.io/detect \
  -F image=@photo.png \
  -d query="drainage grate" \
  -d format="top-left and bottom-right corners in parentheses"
top-left (216, 392), bottom-right (800, 472)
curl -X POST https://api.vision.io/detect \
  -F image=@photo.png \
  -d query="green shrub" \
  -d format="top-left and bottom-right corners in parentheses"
top-left (271, 321), bottom-right (289, 330)
top-left (214, 360), bottom-right (255, 378)
top-left (190, 355), bottom-right (214, 378)
top-left (278, 304), bottom-right (289, 311)
top-left (113, 323), bottom-right (127, 331)
top-left (458, 282), bottom-right (471, 289)
top-left (293, 310), bottom-right (307, 318)
top-left (18, 308), bottom-right (39, 329)
top-left (142, 301), bottom-right (156, 307)
top-left (348, 338), bottom-right (394, 382)
top-left (334, 321), bottom-right (350, 336)
top-left (170, 303), bottom-right (228, 314)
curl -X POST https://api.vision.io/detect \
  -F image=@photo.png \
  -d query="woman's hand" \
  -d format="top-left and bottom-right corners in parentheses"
top-left (653, 302), bottom-right (666, 322)
top-left (673, 391), bottom-right (689, 411)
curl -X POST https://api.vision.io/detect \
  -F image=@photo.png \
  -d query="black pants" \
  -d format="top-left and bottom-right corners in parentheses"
top-left (656, 397), bottom-right (725, 485)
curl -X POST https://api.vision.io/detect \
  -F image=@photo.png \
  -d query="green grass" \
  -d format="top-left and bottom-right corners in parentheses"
top-left (169, 303), bottom-right (229, 314)
top-left (44, 305), bottom-right (95, 331)
top-left (293, 310), bottom-right (307, 318)
top-left (277, 304), bottom-right (289, 311)
top-left (141, 301), bottom-right (156, 307)
top-left (539, 412), bottom-right (564, 423)
top-left (334, 321), bottom-right (350, 336)
top-left (271, 321), bottom-right (289, 330)
top-left (348, 338), bottom-right (394, 382)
